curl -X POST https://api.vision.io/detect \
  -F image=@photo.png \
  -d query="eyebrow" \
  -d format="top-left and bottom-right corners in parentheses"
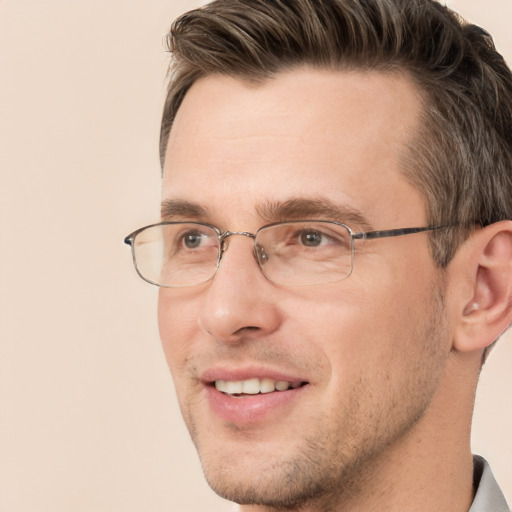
top-left (160, 197), bottom-right (373, 230)
top-left (256, 198), bottom-right (373, 230)
top-left (161, 199), bottom-right (208, 220)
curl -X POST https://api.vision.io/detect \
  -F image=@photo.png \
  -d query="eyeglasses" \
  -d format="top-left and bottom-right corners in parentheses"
top-left (124, 221), bottom-right (444, 287)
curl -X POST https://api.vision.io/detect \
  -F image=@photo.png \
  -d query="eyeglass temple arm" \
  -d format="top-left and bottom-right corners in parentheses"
top-left (352, 225), bottom-right (448, 240)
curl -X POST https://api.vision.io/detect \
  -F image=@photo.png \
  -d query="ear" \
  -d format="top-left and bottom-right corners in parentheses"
top-left (452, 221), bottom-right (512, 353)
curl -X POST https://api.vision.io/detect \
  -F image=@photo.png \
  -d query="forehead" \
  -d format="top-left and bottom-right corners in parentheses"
top-left (162, 68), bottom-right (426, 228)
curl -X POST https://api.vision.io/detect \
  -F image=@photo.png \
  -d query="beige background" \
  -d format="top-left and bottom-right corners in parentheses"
top-left (0, 1), bottom-right (510, 511)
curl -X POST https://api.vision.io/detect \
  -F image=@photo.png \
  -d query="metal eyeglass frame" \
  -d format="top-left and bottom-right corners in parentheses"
top-left (124, 221), bottom-right (448, 287)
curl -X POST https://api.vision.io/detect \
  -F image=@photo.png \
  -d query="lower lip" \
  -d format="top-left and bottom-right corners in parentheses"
top-left (204, 384), bottom-right (307, 425)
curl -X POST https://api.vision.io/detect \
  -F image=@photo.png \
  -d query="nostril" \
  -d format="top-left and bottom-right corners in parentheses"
top-left (232, 325), bottom-right (260, 336)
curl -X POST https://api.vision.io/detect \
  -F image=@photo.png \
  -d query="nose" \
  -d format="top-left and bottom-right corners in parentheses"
top-left (198, 235), bottom-right (282, 344)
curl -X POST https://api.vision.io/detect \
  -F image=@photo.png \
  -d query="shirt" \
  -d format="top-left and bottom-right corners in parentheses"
top-left (469, 456), bottom-right (510, 512)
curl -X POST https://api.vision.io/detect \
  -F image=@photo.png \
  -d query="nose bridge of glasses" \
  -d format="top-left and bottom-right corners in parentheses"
top-left (221, 231), bottom-right (256, 241)
top-left (219, 230), bottom-right (257, 254)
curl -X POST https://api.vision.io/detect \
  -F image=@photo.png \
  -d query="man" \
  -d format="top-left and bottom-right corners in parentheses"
top-left (125, 0), bottom-right (512, 510)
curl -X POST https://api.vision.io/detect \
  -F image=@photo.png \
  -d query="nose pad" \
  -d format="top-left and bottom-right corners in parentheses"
top-left (219, 239), bottom-right (228, 261)
top-left (254, 243), bottom-right (268, 265)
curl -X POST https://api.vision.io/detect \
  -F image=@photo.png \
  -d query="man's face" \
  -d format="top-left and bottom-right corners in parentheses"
top-left (158, 69), bottom-right (451, 509)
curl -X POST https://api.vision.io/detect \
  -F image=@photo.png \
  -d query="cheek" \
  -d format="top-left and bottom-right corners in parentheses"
top-left (273, 287), bottom-right (378, 391)
top-left (294, 273), bottom-right (435, 380)
top-left (158, 290), bottom-right (199, 375)
top-left (304, 283), bottom-right (445, 429)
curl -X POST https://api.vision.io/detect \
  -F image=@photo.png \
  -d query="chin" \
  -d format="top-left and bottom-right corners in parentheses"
top-left (195, 435), bottom-right (355, 510)
top-left (203, 467), bottom-right (332, 510)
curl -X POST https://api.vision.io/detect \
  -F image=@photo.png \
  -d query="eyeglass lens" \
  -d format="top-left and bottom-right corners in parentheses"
top-left (131, 221), bottom-right (354, 287)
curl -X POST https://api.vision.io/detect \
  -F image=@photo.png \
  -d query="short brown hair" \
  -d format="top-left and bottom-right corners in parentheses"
top-left (160, 0), bottom-right (512, 267)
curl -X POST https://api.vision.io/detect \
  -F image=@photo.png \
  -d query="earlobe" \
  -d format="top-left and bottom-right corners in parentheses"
top-left (453, 221), bottom-right (512, 353)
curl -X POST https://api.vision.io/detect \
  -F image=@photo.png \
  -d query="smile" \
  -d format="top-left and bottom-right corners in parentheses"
top-left (214, 378), bottom-right (304, 395)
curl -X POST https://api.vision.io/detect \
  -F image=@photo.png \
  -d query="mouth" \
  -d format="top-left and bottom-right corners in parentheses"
top-left (214, 378), bottom-right (307, 396)
top-left (202, 371), bottom-right (310, 425)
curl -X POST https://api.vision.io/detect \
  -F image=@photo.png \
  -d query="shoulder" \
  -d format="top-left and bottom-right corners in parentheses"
top-left (469, 455), bottom-right (509, 512)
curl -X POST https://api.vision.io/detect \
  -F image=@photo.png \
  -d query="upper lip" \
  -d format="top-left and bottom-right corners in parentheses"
top-left (200, 365), bottom-right (309, 385)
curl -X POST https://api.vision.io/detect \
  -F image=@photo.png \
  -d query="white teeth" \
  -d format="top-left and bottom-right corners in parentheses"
top-left (275, 381), bottom-right (290, 391)
top-left (260, 378), bottom-right (275, 394)
top-left (241, 378), bottom-right (260, 395)
top-left (225, 380), bottom-right (242, 394)
top-left (214, 378), bottom-right (302, 395)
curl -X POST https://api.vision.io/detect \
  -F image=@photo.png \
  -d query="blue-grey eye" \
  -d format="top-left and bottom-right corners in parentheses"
top-left (183, 232), bottom-right (204, 248)
top-left (299, 230), bottom-right (324, 247)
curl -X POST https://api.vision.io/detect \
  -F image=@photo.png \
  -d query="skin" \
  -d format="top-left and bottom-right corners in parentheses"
top-left (158, 69), bottom-right (478, 511)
